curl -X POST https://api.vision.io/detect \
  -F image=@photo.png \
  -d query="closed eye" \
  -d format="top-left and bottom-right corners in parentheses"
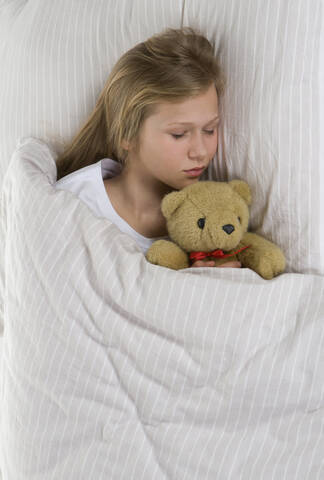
top-left (171, 130), bottom-right (215, 139)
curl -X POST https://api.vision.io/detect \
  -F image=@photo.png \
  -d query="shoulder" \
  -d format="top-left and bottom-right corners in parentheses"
top-left (55, 162), bottom-right (100, 190)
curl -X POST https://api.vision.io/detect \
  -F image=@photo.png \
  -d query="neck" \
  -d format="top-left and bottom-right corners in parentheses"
top-left (113, 164), bottom-right (174, 220)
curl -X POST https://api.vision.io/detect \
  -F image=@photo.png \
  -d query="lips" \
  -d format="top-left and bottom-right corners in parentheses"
top-left (184, 166), bottom-right (205, 171)
top-left (184, 167), bottom-right (205, 176)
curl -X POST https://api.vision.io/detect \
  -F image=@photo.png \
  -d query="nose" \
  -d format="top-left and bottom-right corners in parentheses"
top-left (223, 224), bottom-right (235, 235)
top-left (188, 131), bottom-right (208, 158)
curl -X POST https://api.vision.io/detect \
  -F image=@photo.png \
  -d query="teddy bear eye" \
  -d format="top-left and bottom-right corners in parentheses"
top-left (197, 218), bottom-right (205, 229)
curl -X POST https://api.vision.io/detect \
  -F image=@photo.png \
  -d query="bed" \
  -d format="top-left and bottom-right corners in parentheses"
top-left (0, 1), bottom-right (324, 478)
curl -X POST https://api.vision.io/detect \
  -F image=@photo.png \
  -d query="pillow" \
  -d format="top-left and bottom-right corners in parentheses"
top-left (185, 0), bottom-right (324, 275)
top-left (0, 0), bottom-right (183, 187)
top-left (320, 11), bottom-right (324, 271)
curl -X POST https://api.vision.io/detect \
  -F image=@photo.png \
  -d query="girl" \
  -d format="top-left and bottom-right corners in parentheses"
top-left (55, 26), bottom-right (241, 269)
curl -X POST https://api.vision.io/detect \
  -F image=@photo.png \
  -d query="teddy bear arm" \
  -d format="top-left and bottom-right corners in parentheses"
top-left (146, 239), bottom-right (189, 270)
top-left (237, 232), bottom-right (286, 279)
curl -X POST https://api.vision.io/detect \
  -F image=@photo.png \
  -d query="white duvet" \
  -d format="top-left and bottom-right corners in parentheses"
top-left (1, 138), bottom-right (324, 479)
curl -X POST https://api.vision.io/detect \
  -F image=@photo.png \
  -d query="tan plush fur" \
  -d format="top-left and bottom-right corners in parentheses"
top-left (146, 180), bottom-right (286, 279)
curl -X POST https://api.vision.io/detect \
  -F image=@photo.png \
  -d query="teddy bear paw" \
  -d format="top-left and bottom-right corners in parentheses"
top-left (146, 239), bottom-right (189, 270)
top-left (254, 250), bottom-right (286, 280)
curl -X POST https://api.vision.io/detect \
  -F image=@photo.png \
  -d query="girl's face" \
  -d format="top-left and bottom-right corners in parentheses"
top-left (124, 83), bottom-right (220, 191)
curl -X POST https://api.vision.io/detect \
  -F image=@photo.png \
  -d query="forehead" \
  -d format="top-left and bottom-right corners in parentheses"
top-left (149, 84), bottom-right (219, 125)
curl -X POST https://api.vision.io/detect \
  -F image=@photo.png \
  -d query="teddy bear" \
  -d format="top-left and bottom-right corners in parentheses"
top-left (145, 180), bottom-right (286, 280)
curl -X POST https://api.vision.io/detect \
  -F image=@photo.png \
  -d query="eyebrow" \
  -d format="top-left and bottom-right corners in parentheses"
top-left (166, 115), bottom-right (220, 127)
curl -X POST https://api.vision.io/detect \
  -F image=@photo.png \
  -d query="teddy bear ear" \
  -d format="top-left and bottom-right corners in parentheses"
top-left (228, 179), bottom-right (252, 206)
top-left (161, 190), bottom-right (187, 219)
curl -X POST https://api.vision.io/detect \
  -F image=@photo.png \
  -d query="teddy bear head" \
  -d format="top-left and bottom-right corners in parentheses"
top-left (161, 180), bottom-right (252, 253)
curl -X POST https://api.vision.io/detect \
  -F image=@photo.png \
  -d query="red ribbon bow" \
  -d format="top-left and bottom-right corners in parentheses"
top-left (189, 244), bottom-right (251, 263)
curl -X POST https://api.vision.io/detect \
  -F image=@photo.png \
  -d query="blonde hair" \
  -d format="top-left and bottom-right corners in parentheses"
top-left (55, 26), bottom-right (226, 181)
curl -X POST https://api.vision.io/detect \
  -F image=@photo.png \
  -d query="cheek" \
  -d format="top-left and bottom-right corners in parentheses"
top-left (160, 137), bottom-right (187, 160)
top-left (142, 136), bottom-right (182, 171)
top-left (147, 134), bottom-right (181, 153)
top-left (209, 132), bottom-right (219, 152)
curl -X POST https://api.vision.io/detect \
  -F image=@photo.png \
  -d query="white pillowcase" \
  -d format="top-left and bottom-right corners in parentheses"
top-left (0, 0), bottom-right (324, 274)
top-left (184, 0), bottom-right (324, 275)
top-left (320, 10), bottom-right (324, 271)
top-left (0, 0), bottom-right (183, 186)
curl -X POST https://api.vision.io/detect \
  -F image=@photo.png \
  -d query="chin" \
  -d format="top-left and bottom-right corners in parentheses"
top-left (188, 176), bottom-right (201, 183)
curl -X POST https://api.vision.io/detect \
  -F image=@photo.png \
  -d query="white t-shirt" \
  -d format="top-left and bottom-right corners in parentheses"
top-left (55, 158), bottom-right (170, 254)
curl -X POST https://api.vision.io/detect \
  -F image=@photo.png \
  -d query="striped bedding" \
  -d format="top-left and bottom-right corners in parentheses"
top-left (1, 0), bottom-right (324, 478)
top-left (0, 137), bottom-right (323, 478)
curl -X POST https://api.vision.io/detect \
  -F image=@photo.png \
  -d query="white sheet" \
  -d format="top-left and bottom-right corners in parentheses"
top-left (1, 137), bottom-right (323, 479)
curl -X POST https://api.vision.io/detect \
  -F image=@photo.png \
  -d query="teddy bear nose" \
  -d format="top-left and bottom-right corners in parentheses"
top-left (222, 224), bottom-right (235, 235)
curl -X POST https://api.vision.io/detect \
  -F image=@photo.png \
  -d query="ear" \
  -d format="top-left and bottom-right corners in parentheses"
top-left (121, 139), bottom-right (130, 151)
top-left (228, 179), bottom-right (252, 206)
top-left (161, 190), bottom-right (187, 219)
top-left (121, 137), bottom-right (140, 155)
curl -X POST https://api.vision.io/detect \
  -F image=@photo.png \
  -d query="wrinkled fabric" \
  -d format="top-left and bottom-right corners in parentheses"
top-left (0, 138), bottom-right (323, 479)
